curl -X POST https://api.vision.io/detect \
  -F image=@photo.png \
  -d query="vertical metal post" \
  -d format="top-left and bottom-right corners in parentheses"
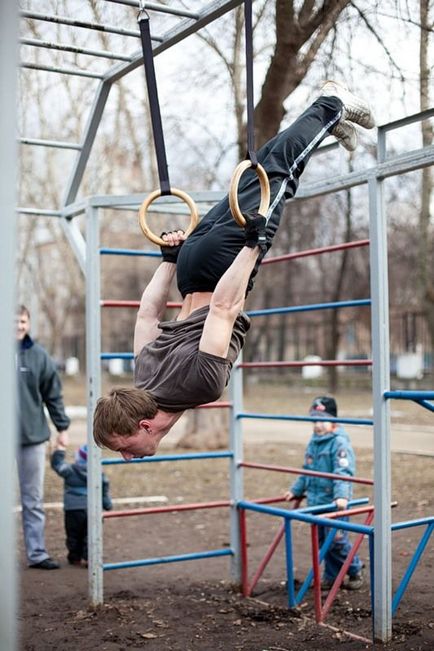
top-left (85, 205), bottom-right (104, 605)
top-left (229, 353), bottom-right (244, 582)
top-left (0, 2), bottom-right (18, 649)
top-left (368, 171), bottom-right (392, 641)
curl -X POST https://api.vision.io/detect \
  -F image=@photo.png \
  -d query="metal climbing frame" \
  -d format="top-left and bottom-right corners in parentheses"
top-left (1, 4), bottom-right (18, 651)
top-left (16, 2), bottom-right (434, 645)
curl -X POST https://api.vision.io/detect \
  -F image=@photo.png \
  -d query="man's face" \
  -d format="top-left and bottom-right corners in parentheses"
top-left (313, 420), bottom-right (334, 436)
top-left (106, 421), bottom-right (159, 460)
top-left (16, 312), bottom-right (30, 341)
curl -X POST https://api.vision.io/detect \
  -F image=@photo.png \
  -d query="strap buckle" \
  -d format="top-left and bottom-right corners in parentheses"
top-left (137, 0), bottom-right (149, 22)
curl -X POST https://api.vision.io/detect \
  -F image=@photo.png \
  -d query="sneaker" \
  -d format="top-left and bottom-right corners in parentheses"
top-left (331, 120), bottom-right (358, 151)
top-left (345, 572), bottom-right (364, 590)
top-left (29, 557), bottom-right (60, 570)
top-left (321, 80), bottom-right (375, 129)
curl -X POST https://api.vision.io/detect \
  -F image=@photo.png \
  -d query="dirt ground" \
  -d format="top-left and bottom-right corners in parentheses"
top-left (18, 432), bottom-right (434, 651)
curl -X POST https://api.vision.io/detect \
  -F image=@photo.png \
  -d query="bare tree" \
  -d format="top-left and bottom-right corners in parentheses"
top-left (418, 0), bottom-right (434, 367)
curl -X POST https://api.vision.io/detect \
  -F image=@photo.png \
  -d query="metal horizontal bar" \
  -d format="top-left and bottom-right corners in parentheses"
top-left (19, 137), bottom-right (81, 150)
top-left (391, 517), bottom-right (434, 531)
top-left (16, 207), bottom-right (62, 216)
top-left (101, 352), bottom-right (133, 359)
top-left (20, 37), bottom-right (133, 61)
top-left (104, 0), bottom-right (200, 19)
top-left (238, 359), bottom-right (372, 369)
top-left (103, 499), bottom-right (231, 518)
top-left (103, 548), bottom-right (233, 571)
top-left (103, 0), bottom-right (244, 84)
top-left (87, 190), bottom-right (224, 208)
top-left (100, 300), bottom-right (181, 308)
top-left (99, 247), bottom-right (161, 257)
top-left (240, 461), bottom-right (373, 485)
top-left (102, 450), bottom-right (233, 465)
top-left (237, 413), bottom-right (374, 426)
top-left (378, 107), bottom-right (434, 133)
top-left (238, 501), bottom-right (373, 535)
top-left (385, 390), bottom-right (434, 400)
top-left (20, 10), bottom-right (146, 39)
top-left (246, 298), bottom-right (371, 318)
top-left (21, 61), bottom-right (103, 79)
top-left (261, 239), bottom-right (370, 266)
top-left (295, 144), bottom-right (434, 201)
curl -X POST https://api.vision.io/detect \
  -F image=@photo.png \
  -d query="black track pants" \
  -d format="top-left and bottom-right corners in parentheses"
top-left (176, 96), bottom-right (343, 297)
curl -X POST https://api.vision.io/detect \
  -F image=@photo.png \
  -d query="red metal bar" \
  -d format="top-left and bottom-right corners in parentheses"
top-left (261, 239), bottom-right (369, 266)
top-left (103, 499), bottom-right (230, 519)
top-left (196, 400), bottom-right (232, 409)
top-left (325, 505), bottom-right (374, 519)
top-left (103, 494), bottom-right (287, 521)
top-left (320, 510), bottom-right (374, 621)
top-left (100, 300), bottom-right (182, 309)
top-left (240, 461), bottom-right (373, 485)
top-left (239, 359), bottom-right (372, 368)
top-left (247, 523), bottom-right (285, 597)
top-left (311, 524), bottom-right (322, 623)
top-left (246, 497), bottom-right (302, 596)
top-left (253, 494), bottom-right (289, 505)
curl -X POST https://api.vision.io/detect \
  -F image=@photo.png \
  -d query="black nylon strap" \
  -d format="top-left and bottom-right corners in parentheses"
top-left (138, 14), bottom-right (171, 195)
top-left (244, 0), bottom-right (257, 168)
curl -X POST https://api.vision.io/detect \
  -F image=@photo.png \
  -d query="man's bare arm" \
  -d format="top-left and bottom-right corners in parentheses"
top-left (134, 262), bottom-right (177, 356)
top-left (199, 246), bottom-right (260, 358)
top-left (134, 231), bottom-right (186, 356)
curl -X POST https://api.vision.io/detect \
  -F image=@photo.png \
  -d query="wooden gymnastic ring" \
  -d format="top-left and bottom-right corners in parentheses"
top-left (229, 160), bottom-right (270, 227)
top-left (138, 188), bottom-right (199, 246)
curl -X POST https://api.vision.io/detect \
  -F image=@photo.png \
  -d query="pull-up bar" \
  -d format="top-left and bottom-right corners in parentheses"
top-left (104, 0), bottom-right (200, 20)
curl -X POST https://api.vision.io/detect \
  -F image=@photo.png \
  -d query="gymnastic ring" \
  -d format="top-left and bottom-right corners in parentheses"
top-left (229, 160), bottom-right (270, 227)
top-left (138, 188), bottom-right (199, 247)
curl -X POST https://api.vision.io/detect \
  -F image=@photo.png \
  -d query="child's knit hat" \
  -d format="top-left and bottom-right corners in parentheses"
top-left (75, 444), bottom-right (88, 464)
top-left (309, 396), bottom-right (337, 419)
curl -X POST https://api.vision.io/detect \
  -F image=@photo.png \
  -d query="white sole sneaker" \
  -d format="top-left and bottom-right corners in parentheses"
top-left (332, 120), bottom-right (358, 151)
top-left (321, 80), bottom-right (375, 129)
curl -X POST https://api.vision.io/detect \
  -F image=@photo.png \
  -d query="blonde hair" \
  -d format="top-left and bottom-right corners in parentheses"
top-left (93, 387), bottom-right (158, 448)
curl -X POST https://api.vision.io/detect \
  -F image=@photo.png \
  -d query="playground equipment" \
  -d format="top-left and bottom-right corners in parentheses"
top-left (3, 2), bottom-right (433, 647)
top-left (0, 3), bottom-right (18, 651)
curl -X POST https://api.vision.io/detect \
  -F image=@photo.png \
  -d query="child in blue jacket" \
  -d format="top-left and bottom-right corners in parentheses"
top-left (285, 396), bottom-right (363, 590)
top-left (51, 443), bottom-right (112, 566)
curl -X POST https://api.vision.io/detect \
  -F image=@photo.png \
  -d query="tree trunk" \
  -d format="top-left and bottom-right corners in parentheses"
top-left (418, 0), bottom-right (434, 369)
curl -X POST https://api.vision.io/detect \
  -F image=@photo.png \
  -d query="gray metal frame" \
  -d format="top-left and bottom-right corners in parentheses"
top-left (1, 2), bottom-right (18, 650)
top-left (16, 1), bottom-right (434, 644)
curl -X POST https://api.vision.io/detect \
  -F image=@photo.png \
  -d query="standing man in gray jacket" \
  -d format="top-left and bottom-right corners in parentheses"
top-left (16, 305), bottom-right (70, 569)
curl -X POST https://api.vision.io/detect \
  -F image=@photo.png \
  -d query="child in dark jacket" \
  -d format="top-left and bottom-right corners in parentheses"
top-left (51, 443), bottom-right (112, 566)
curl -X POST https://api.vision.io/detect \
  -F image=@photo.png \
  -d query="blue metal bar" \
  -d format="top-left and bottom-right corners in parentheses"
top-left (392, 523), bottom-right (434, 615)
top-left (103, 547), bottom-right (233, 571)
top-left (391, 516), bottom-right (434, 531)
top-left (99, 247), bottom-right (161, 257)
top-left (416, 399), bottom-right (434, 413)
top-left (102, 450), bottom-right (233, 465)
top-left (246, 299), bottom-right (370, 318)
top-left (238, 501), bottom-right (372, 535)
top-left (101, 352), bottom-right (133, 360)
top-left (236, 413), bottom-right (373, 426)
top-left (384, 390), bottom-right (434, 400)
top-left (285, 519), bottom-right (296, 607)
top-left (369, 533), bottom-right (375, 632)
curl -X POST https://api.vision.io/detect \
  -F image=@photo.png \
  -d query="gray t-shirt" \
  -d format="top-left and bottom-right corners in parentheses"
top-left (134, 305), bottom-right (250, 412)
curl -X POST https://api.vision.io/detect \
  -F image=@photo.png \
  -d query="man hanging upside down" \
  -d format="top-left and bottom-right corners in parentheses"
top-left (93, 81), bottom-right (375, 459)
